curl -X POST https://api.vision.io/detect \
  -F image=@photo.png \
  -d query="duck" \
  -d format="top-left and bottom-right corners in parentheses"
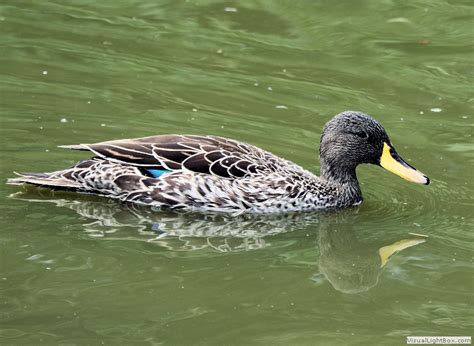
top-left (7, 111), bottom-right (429, 214)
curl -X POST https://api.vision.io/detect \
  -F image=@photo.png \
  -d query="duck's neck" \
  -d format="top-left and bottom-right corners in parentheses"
top-left (320, 159), bottom-right (362, 206)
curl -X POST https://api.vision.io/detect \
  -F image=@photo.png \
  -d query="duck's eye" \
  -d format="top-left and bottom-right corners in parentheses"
top-left (351, 131), bottom-right (369, 139)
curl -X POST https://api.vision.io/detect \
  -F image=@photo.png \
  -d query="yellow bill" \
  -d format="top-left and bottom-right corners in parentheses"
top-left (380, 143), bottom-right (429, 185)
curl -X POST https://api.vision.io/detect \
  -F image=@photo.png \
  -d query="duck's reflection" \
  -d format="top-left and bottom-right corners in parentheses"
top-left (318, 227), bottom-right (425, 293)
top-left (10, 191), bottom-right (426, 293)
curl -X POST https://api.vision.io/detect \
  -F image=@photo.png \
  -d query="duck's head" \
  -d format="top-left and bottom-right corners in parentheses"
top-left (320, 111), bottom-right (429, 185)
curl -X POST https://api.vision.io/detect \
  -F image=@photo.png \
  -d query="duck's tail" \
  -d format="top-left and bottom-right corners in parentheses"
top-left (7, 159), bottom-right (103, 191)
top-left (7, 171), bottom-right (82, 190)
top-left (6, 159), bottom-right (157, 201)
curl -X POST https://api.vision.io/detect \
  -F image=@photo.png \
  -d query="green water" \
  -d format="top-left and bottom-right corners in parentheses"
top-left (1, 1), bottom-right (473, 345)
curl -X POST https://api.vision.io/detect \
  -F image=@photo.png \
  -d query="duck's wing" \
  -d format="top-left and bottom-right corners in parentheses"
top-left (59, 135), bottom-right (287, 179)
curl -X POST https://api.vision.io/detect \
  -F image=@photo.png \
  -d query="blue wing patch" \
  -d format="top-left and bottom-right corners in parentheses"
top-left (147, 169), bottom-right (170, 178)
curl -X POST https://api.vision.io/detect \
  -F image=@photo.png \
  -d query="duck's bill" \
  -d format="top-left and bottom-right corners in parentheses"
top-left (379, 143), bottom-right (429, 185)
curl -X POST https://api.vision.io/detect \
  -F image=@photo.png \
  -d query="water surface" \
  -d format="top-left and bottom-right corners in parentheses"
top-left (1, 1), bottom-right (473, 345)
